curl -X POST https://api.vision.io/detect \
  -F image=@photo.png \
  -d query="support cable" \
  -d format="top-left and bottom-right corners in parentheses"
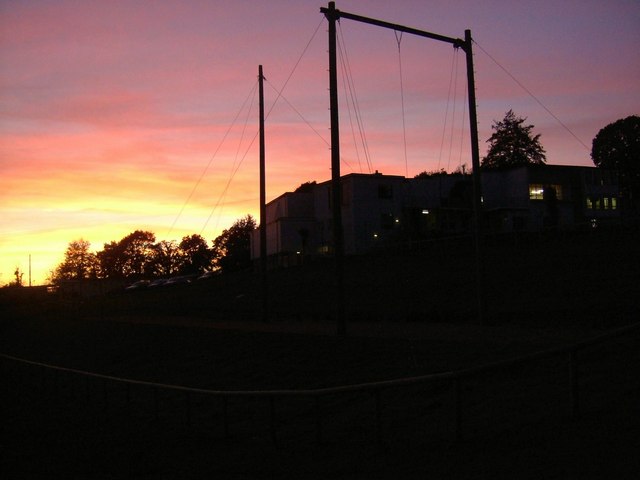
top-left (200, 20), bottom-right (325, 236)
top-left (473, 39), bottom-right (590, 151)
top-left (337, 23), bottom-right (373, 173)
top-left (166, 80), bottom-right (258, 239)
top-left (437, 50), bottom-right (458, 173)
top-left (447, 51), bottom-right (460, 172)
top-left (337, 37), bottom-right (363, 173)
top-left (395, 31), bottom-right (409, 178)
top-left (264, 80), bottom-right (329, 148)
top-left (457, 78), bottom-right (468, 172)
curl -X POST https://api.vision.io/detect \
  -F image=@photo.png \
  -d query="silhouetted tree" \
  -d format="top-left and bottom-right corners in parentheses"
top-left (482, 110), bottom-right (546, 169)
top-left (294, 181), bottom-right (317, 193)
top-left (414, 169), bottom-right (447, 178)
top-left (149, 240), bottom-right (181, 277)
top-left (97, 240), bottom-right (125, 278)
top-left (591, 115), bottom-right (640, 211)
top-left (178, 234), bottom-right (212, 275)
top-left (97, 230), bottom-right (156, 278)
top-left (211, 215), bottom-right (256, 273)
top-left (53, 239), bottom-right (98, 281)
top-left (119, 230), bottom-right (156, 278)
top-left (11, 267), bottom-right (24, 287)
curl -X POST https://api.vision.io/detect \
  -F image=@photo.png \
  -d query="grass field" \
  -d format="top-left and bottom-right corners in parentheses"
top-left (1, 227), bottom-right (639, 478)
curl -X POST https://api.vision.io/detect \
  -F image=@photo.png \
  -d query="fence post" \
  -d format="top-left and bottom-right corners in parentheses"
top-left (269, 397), bottom-right (277, 446)
top-left (315, 395), bottom-right (323, 444)
top-left (153, 387), bottom-right (159, 421)
top-left (222, 396), bottom-right (230, 438)
top-left (185, 392), bottom-right (192, 427)
top-left (453, 376), bottom-right (463, 442)
top-left (102, 379), bottom-right (108, 412)
top-left (570, 349), bottom-right (580, 417)
top-left (374, 390), bottom-right (382, 444)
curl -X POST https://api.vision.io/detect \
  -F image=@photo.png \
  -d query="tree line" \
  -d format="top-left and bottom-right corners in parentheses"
top-left (50, 215), bottom-right (256, 283)
top-left (16, 111), bottom-right (637, 287)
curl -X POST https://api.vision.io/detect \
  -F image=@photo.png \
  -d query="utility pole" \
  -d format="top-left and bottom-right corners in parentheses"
top-left (321, 3), bottom-right (486, 326)
top-left (259, 65), bottom-right (268, 323)
top-left (324, 2), bottom-right (347, 335)
top-left (463, 30), bottom-right (487, 325)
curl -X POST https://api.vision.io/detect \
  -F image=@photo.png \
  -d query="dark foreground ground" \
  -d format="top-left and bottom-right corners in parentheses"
top-left (1, 315), bottom-right (639, 479)
top-left (2, 228), bottom-right (639, 478)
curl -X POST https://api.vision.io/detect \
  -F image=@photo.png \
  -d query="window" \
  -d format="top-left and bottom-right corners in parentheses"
top-left (529, 184), bottom-right (544, 200)
top-left (378, 184), bottom-right (393, 199)
top-left (529, 184), bottom-right (563, 200)
top-left (587, 196), bottom-right (617, 210)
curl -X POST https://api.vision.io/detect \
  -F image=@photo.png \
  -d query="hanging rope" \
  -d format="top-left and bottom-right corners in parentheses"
top-left (437, 49), bottom-right (458, 173)
top-left (337, 23), bottom-right (373, 173)
top-left (395, 30), bottom-right (409, 178)
top-left (446, 50), bottom-right (460, 173)
top-left (457, 78), bottom-right (468, 173)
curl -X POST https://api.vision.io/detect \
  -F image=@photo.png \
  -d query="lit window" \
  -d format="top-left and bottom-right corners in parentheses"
top-left (530, 184), bottom-right (563, 200)
top-left (611, 197), bottom-right (617, 210)
top-left (604, 197), bottom-right (609, 210)
top-left (586, 197), bottom-right (593, 209)
top-left (529, 185), bottom-right (544, 200)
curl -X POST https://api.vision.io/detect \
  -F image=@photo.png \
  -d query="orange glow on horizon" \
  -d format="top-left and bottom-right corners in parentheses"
top-left (2, 0), bottom-right (639, 285)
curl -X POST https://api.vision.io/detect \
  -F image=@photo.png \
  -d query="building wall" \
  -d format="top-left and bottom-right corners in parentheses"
top-left (252, 166), bottom-right (622, 262)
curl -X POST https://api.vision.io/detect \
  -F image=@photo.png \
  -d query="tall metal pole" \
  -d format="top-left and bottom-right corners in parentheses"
top-left (259, 65), bottom-right (268, 323)
top-left (325, 2), bottom-right (346, 335)
top-left (463, 30), bottom-right (487, 325)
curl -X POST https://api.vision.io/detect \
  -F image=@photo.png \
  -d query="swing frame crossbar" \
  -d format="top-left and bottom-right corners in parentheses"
top-left (321, 2), bottom-right (486, 330)
top-left (321, 6), bottom-right (466, 49)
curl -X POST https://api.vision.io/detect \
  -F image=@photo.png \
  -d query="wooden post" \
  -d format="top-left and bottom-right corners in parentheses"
top-left (570, 350), bottom-right (580, 417)
top-left (463, 30), bottom-right (487, 326)
top-left (315, 395), bottom-right (323, 444)
top-left (374, 390), bottom-right (382, 444)
top-left (324, 1), bottom-right (346, 336)
top-left (222, 397), bottom-right (230, 438)
top-left (269, 397), bottom-right (278, 446)
top-left (259, 65), bottom-right (268, 323)
top-left (454, 376), bottom-right (463, 442)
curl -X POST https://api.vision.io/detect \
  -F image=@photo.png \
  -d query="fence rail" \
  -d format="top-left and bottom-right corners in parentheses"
top-left (2, 321), bottom-right (639, 445)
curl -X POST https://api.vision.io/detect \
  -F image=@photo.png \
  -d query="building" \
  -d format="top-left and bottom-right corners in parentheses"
top-left (483, 165), bottom-right (621, 233)
top-left (251, 165), bottom-right (621, 263)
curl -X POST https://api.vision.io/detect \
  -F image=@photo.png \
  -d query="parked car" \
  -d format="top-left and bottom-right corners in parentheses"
top-left (124, 280), bottom-right (150, 291)
top-left (197, 271), bottom-right (219, 281)
top-left (163, 275), bottom-right (193, 286)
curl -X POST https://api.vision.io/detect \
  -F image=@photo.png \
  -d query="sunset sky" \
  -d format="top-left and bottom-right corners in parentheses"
top-left (1, 0), bottom-right (639, 286)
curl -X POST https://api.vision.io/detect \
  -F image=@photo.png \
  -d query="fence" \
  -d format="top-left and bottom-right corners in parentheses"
top-left (2, 321), bottom-right (639, 446)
